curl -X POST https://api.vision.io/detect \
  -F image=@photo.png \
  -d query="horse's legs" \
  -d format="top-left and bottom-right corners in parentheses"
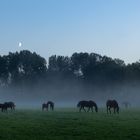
top-left (89, 107), bottom-right (93, 112)
top-left (5, 107), bottom-right (7, 112)
top-left (5, 108), bottom-right (7, 113)
top-left (79, 106), bottom-right (82, 112)
top-left (91, 107), bottom-right (93, 112)
top-left (107, 107), bottom-right (109, 114)
top-left (109, 107), bottom-right (111, 114)
top-left (2, 107), bottom-right (7, 112)
top-left (87, 107), bottom-right (90, 112)
top-left (2, 107), bottom-right (5, 112)
top-left (114, 108), bottom-right (116, 114)
top-left (83, 107), bottom-right (86, 112)
top-left (2, 108), bottom-right (4, 112)
top-left (13, 106), bottom-right (15, 111)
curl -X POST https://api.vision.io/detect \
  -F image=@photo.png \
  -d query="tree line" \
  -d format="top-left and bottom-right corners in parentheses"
top-left (0, 50), bottom-right (140, 89)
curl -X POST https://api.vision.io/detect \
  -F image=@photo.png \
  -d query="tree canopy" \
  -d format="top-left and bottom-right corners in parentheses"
top-left (0, 50), bottom-right (139, 89)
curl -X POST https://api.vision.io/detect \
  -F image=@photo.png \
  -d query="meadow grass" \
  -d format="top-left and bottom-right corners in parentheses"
top-left (0, 108), bottom-right (139, 140)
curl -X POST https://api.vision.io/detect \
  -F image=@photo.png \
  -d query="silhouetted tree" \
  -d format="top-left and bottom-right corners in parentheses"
top-left (0, 49), bottom-right (140, 98)
top-left (48, 55), bottom-right (73, 79)
top-left (6, 50), bottom-right (47, 86)
top-left (125, 61), bottom-right (140, 82)
top-left (0, 55), bottom-right (8, 86)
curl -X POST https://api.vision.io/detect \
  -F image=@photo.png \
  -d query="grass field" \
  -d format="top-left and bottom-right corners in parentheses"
top-left (0, 108), bottom-right (140, 140)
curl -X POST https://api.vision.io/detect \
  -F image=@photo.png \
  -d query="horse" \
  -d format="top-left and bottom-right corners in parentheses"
top-left (2, 102), bottom-right (15, 112)
top-left (0, 102), bottom-right (15, 112)
top-left (4, 102), bottom-right (15, 110)
top-left (106, 100), bottom-right (119, 114)
top-left (42, 103), bottom-right (48, 111)
top-left (42, 101), bottom-right (54, 111)
top-left (122, 101), bottom-right (131, 109)
top-left (77, 100), bottom-right (98, 112)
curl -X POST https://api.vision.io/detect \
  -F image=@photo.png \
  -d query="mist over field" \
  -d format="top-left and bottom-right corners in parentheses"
top-left (0, 83), bottom-right (139, 108)
top-left (0, 50), bottom-right (140, 108)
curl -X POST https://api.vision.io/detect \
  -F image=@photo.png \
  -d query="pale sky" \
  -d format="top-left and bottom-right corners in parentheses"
top-left (0, 0), bottom-right (140, 63)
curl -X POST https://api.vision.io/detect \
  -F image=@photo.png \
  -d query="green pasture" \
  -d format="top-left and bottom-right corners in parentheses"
top-left (0, 108), bottom-right (139, 140)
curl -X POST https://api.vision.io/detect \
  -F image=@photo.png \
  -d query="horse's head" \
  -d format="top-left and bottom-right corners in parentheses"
top-left (95, 105), bottom-right (98, 112)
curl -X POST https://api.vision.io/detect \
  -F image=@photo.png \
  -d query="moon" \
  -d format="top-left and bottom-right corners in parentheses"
top-left (18, 42), bottom-right (22, 47)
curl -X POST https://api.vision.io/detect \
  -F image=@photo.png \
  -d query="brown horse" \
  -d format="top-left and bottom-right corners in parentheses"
top-left (106, 100), bottom-right (119, 114)
top-left (77, 100), bottom-right (98, 112)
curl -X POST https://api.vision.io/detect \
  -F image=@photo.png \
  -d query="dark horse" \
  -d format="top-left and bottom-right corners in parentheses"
top-left (0, 102), bottom-right (15, 112)
top-left (42, 101), bottom-right (54, 111)
top-left (106, 100), bottom-right (119, 114)
top-left (77, 100), bottom-right (98, 112)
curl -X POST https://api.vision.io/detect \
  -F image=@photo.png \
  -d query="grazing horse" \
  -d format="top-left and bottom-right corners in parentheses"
top-left (0, 102), bottom-right (15, 112)
top-left (42, 103), bottom-right (48, 111)
top-left (4, 102), bottom-right (15, 110)
top-left (77, 100), bottom-right (98, 112)
top-left (106, 100), bottom-right (119, 114)
top-left (42, 101), bottom-right (54, 111)
top-left (2, 102), bottom-right (15, 112)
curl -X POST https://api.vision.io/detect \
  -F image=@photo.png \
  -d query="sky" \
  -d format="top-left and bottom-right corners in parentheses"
top-left (0, 0), bottom-right (140, 64)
